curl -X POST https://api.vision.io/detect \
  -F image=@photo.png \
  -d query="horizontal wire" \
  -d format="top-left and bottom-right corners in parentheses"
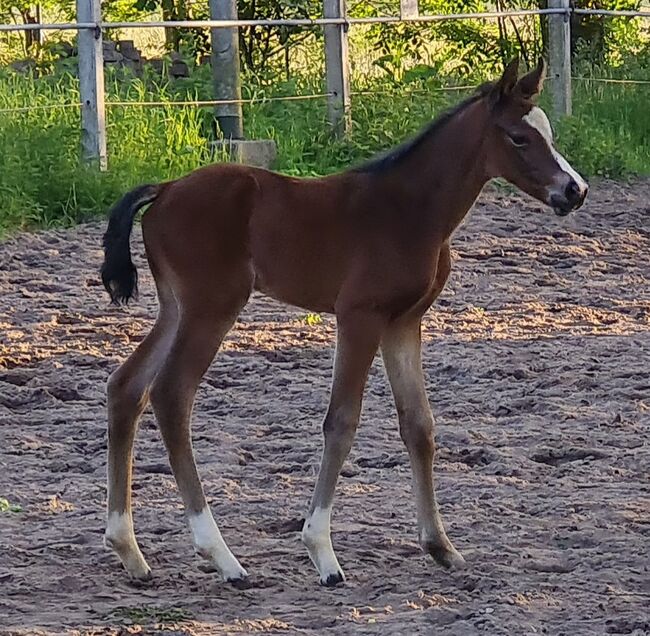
top-left (99, 10), bottom-right (566, 30)
top-left (0, 7), bottom-right (648, 33)
top-left (572, 9), bottom-right (650, 18)
top-left (0, 102), bottom-right (82, 113)
top-left (105, 93), bottom-right (332, 107)
top-left (0, 74), bottom-right (647, 114)
top-left (0, 22), bottom-right (95, 32)
top-left (573, 76), bottom-right (650, 85)
top-left (0, 9), bottom-right (579, 33)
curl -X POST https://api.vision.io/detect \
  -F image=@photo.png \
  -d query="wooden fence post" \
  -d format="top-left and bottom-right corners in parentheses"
top-left (210, 0), bottom-right (244, 139)
top-left (323, 0), bottom-right (351, 136)
top-left (76, 0), bottom-right (107, 170)
top-left (548, 0), bottom-right (572, 117)
top-left (400, 0), bottom-right (419, 19)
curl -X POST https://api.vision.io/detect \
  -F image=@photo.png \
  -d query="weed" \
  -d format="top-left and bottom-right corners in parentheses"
top-left (0, 497), bottom-right (22, 513)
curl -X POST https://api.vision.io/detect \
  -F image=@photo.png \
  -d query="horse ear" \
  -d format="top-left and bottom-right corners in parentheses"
top-left (516, 57), bottom-right (547, 99)
top-left (495, 57), bottom-right (519, 97)
top-left (492, 57), bottom-right (520, 103)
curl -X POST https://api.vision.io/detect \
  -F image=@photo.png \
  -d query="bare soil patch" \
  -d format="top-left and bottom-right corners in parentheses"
top-left (1, 180), bottom-right (649, 635)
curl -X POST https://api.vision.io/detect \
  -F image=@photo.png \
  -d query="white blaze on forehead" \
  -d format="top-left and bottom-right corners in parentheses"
top-left (523, 106), bottom-right (554, 144)
top-left (523, 106), bottom-right (588, 195)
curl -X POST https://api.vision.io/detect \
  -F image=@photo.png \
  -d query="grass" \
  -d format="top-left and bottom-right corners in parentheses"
top-left (0, 62), bottom-right (648, 236)
top-left (303, 312), bottom-right (324, 326)
top-left (0, 497), bottom-right (22, 513)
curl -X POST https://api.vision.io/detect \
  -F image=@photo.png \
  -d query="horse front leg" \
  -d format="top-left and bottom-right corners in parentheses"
top-left (381, 317), bottom-right (465, 569)
top-left (302, 310), bottom-right (385, 586)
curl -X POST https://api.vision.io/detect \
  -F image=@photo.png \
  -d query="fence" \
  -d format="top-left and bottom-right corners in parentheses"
top-left (1, 0), bottom-right (649, 170)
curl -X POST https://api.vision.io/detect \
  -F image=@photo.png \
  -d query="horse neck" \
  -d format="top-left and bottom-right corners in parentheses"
top-left (390, 99), bottom-right (491, 239)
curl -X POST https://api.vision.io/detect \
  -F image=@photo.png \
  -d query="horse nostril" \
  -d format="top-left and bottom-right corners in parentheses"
top-left (565, 180), bottom-right (581, 203)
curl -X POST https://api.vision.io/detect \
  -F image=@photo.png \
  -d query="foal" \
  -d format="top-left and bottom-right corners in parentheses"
top-left (101, 58), bottom-right (587, 587)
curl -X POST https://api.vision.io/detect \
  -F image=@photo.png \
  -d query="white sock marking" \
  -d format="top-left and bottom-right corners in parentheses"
top-left (105, 511), bottom-right (151, 578)
top-left (106, 511), bottom-right (135, 546)
top-left (302, 506), bottom-right (343, 582)
top-left (188, 507), bottom-right (247, 581)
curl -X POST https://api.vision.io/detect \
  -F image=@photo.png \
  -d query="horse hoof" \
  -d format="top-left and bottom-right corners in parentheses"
top-left (227, 575), bottom-right (253, 590)
top-left (127, 564), bottom-right (153, 582)
top-left (423, 540), bottom-right (466, 570)
top-left (137, 567), bottom-right (153, 580)
top-left (320, 570), bottom-right (345, 587)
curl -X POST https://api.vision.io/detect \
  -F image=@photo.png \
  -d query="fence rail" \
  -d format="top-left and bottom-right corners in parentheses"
top-left (2, 7), bottom-right (650, 32)
top-left (1, 1), bottom-right (649, 169)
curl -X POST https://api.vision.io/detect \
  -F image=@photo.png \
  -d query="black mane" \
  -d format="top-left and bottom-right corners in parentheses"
top-left (352, 83), bottom-right (492, 175)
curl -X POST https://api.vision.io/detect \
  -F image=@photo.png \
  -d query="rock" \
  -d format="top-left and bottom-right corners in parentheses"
top-left (102, 41), bottom-right (123, 64)
top-left (117, 40), bottom-right (140, 62)
top-left (9, 59), bottom-right (37, 74)
top-left (147, 58), bottom-right (165, 75)
top-left (170, 59), bottom-right (190, 78)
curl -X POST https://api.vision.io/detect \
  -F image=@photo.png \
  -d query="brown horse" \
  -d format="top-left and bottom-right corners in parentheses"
top-left (101, 58), bottom-right (587, 587)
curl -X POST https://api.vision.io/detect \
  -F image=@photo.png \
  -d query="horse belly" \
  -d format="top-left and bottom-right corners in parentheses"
top-left (251, 242), bottom-right (343, 314)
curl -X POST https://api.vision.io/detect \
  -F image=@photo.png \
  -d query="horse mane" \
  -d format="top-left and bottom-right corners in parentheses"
top-left (352, 82), bottom-right (494, 175)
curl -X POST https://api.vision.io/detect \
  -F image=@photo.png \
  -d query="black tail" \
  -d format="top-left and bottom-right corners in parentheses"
top-left (101, 183), bottom-right (160, 304)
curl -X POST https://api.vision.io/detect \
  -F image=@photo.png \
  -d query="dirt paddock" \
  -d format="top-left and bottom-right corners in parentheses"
top-left (0, 181), bottom-right (648, 635)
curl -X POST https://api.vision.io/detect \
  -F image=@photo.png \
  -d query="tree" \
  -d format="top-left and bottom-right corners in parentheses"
top-left (0, 0), bottom-right (74, 56)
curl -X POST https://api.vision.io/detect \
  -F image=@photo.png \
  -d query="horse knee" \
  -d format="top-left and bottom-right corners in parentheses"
top-left (399, 410), bottom-right (435, 454)
top-left (323, 407), bottom-right (358, 449)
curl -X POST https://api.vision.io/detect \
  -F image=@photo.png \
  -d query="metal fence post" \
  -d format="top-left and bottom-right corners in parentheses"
top-left (323, 0), bottom-right (351, 136)
top-left (548, 0), bottom-right (572, 117)
top-left (76, 0), bottom-right (107, 170)
top-left (210, 0), bottom-right (244, 139)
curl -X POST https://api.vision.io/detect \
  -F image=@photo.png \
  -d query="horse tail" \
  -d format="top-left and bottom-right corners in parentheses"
top-left (101, 183), bottom-right (161, 305)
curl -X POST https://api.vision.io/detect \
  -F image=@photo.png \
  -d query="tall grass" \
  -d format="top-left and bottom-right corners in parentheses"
top-left (0, 64), bottom-right (648, 236)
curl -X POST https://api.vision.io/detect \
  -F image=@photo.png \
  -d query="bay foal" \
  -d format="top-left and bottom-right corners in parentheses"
top-left (102, 58), bottom-right (587, 587)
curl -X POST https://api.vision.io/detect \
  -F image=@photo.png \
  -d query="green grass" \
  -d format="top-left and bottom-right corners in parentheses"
top-left (0, 63), bottom-right (648, 236)
top-left (0, 497), bottom-right (22, 513)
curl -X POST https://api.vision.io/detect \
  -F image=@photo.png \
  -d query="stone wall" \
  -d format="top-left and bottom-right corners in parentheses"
top-left (8, 39), bottom-right (201, 79)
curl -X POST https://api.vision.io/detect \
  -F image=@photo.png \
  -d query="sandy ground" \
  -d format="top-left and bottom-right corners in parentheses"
top-left (0, 180), bottom-right (649, 636)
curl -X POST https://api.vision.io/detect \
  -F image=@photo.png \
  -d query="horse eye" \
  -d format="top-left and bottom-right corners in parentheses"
top-left (508, 133), bottom-right (529, 148)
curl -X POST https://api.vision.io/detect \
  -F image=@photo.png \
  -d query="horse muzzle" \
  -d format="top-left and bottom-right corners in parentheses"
top-left (550, 178), bottom-right (588, 216)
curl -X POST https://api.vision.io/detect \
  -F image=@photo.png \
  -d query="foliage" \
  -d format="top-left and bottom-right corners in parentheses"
top-left (570, 0), bottom-right (645, 66)
top-left (0, 0), bottom-right (73, 57)
top-left (0, 497), bottom-right (22, 512)
top-left (350, 0), bottom-right (541, 83)
top-left (303, 313), bottom-right (323, 326)
top-left (124, 0), bottom-right (321, 73)
top-left (0, 2), bottom-right (648, 235)
top-left (0, 55), bottom-right (648, 237)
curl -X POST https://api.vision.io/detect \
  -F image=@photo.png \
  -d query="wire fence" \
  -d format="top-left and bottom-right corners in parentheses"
top-left (1, 7), bottom-right (650, 32)
top-left (0, 2), bottom-right (649, 167)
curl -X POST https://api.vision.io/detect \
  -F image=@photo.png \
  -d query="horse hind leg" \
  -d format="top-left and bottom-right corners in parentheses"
top-left (149, 278), bottom-right (252, 585)
top-left (104, 281), bottom-right (179, 579)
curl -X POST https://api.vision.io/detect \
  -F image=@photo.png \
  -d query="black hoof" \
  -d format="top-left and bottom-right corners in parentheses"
top-left (227, 576), bottom-right (253, 590)
top-left (423, 541), bottom-right (466, 570)
top-left (321, 571), bottom-right (344, 587)
top-left (128, 573), bottom-right (154, 588)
